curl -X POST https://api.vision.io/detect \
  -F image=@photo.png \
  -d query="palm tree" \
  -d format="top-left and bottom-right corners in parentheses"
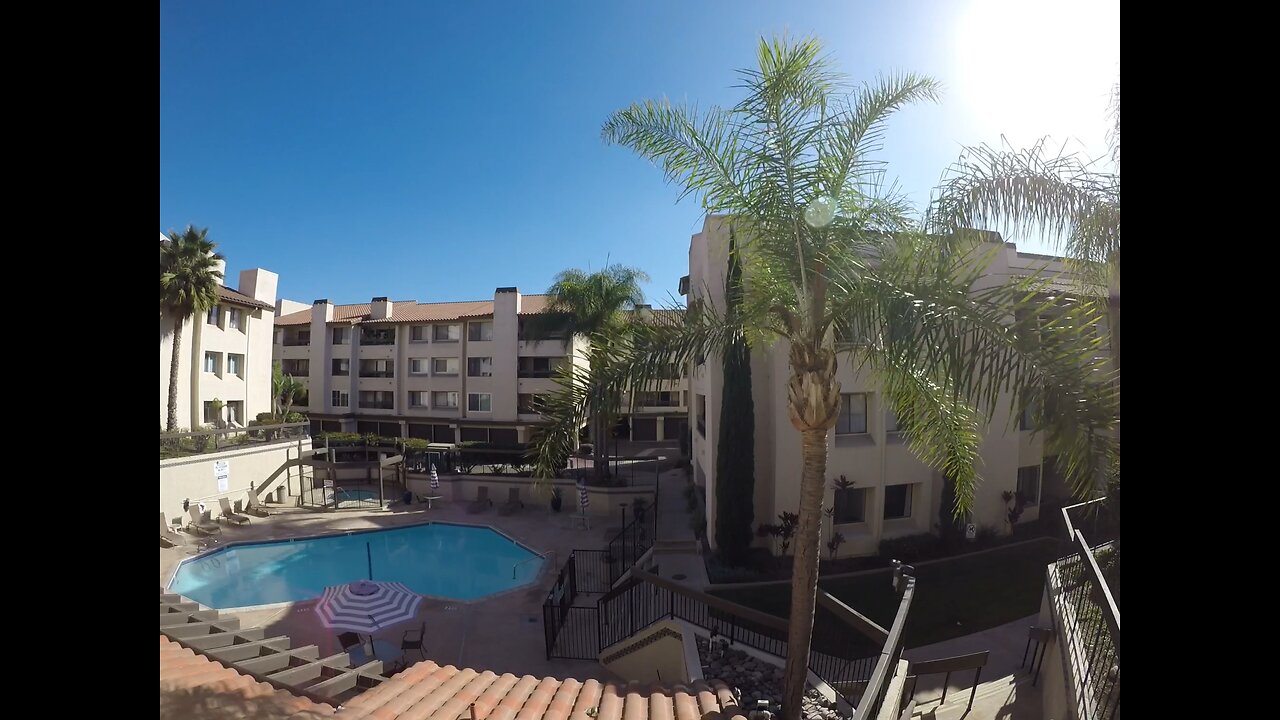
top-left (271, 361), bottom-right (305, 421)
top-left (160, 226), bottom-right (224, 431)
top-left (932, 82), bottom-right (1121, 499)
top-left (525, 265), bottom-right (649, 483)
top-left (533, 37), bottom-right (1116, 720)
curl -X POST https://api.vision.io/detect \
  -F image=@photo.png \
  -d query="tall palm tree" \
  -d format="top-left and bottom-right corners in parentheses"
top-left (534, 37), bottom-right (1116, 720)
top-left (271, 361), bottom-right (305, 421)
top-left (525, 265), bottom-right (649, 483)
top-left (160, 226), bottom-right (224, 431)
top-left (932, 82), bottom-right (1121, 500)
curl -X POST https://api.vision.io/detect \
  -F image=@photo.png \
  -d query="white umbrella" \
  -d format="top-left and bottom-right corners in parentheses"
top-left (430, 463), bottom-right (440, 491)
top-left (315, 580), bottom-right (423, 634)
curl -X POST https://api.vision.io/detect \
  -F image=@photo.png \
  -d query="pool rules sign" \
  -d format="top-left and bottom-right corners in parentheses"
top-left (214, 460), bottom-right (230, 493)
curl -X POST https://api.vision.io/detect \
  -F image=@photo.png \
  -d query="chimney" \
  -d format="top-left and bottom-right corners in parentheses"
top-left (495, 287), bottom-right (520, 314)
top-left (635, 304), bottom-right (653, 320)
top-left (371, 296), bottom-right (393, 320)
top-left (212, 258), bottom-right (227, 287)
top-left (238, 268), bottom-right (278, 306)
top-left (314, 298), bottom-right (335, 322)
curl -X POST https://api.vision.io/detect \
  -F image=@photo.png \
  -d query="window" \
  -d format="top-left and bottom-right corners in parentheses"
top-left (206, 305), bottom-right (220, 326)
top-left (358, 391), bottom-right (394, 409)
top-left (432, 391), bottom-right (459, 409)
top-left (226, 401), bottom-right (244, 425)
top-left (274, 329), bottom-right (283, 345)
top-left (636, 391), bottom-right (679, 407)
top-left (361, 326), bottom-right (396, 346)
top-left (883, 484), bottom-right (913, 519)
top-left (282, 359), bottom-right (309, 376)
top-left (408, 391), bottom-right (429, 408)
top-left (410, 325), bottom-right (429, 343)
top-left (468, 393), bottom-right (492, 412)
top-left (331, 391), bottom-right (349, 408)
top-left (885, 408), bottom-right (901, 434)
top-left (359, 359), bottom-right (394, 378)
top-left (284, 329), bottom-right (311, 346)
top-left (331, 358), bottom-right (349, 376)
top-left (833, 487), bottom-right (867, 524)
top-left (433, 324), bottom-right (460, 342)
top-left (1020, 400), bottom-right (1039, 432)
top-left (432, 357), bottom-right (459, 375)
top-left (468, 321), bottom-right (493, 341)
top-left (467, 357), bottom-right (493, 377)
top-left (409, 358), bottom-right (429, 375)
top-left (518, 356), bottom-right (562, 378)
top-left (227, 308), bottom-right (242, 330)
top-left (518, 393), bottom-right (547, 414)
top-left (202, 401), bottom-right (218, 424)
top-left (332, 327), bottom-right (349, 345)
top-left (696, 394), bottom-right (707, 436)
top-left (833, 317), bottom-right (868, 347)
top-left (836, 393), bottom-right (868, 435)
top-left (226, 354), bottom-right (244, 377)
top-left (1017, 466), bottom-right (1041, 506)
top-left (203, 352), bottom-right (220, 374)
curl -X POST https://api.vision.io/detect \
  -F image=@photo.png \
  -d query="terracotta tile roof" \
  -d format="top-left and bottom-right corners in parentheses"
top-left (217, 285), bottom-right (275, 311)
top-left (333, 661), bottom-right (747, 720)
top-left (275, 296), bottom-right (553, 327)
top-left (160, 635), bottom-right (335, 719)
top-left (641, 309), bottom-right (684, 328)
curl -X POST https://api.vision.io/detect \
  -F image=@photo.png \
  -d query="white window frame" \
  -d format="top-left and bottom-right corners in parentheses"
top-left (432, 391), bottom-right (459, 409)
top-left (332, 327), bottom-right (349, 345)
top-left (331, 391), bottom-right (349, 408)
top-left (468, 321), bottom-right (493, 342)
top-left (226, 308), bottom-right (241, 330)
top-left (433, 324), bottom-right (461, 342)
top-left (832, 486), bottom-right (867, 524)
top-left (207, 305), bottom-right (220, 326)
top-left (467, 357), bottom-right (493, 377)
top-left (885, 407), bottom-right (901, 435)
top-left (227, 353), bottom-right (244, 377)
top-left (1017, 465), bottom-right (1042, 506)
top-left (409, 358), bottom-right (430, 375)
top-left (432, 357), bottom-right (458, 376)
top-left (836, 393), bottom-right (868, 435)
top-left (467, 392), bottom-right (492, 412)
top-left (409, 391), bottom-right (429, 408)
top-left (883, 483), bottom-right (914, 520)
top-left (204, 351), bottom-right (220, 374)
top-left (410, 325), bottom-right (430, 343)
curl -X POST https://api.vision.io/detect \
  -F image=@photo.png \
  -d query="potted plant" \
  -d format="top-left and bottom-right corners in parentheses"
top-left (550, 487), bottom-right (563, 513)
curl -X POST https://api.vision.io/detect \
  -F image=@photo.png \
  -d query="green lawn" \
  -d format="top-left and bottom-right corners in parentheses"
top-left (713, 538), bottom-right (1060, 649)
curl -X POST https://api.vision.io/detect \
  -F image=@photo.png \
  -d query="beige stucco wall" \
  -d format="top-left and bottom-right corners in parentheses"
top-left (159, 437), bottom-right (312, 523)
top-left (600, 619), bottom-right (698, 684)
top-left (406, 474), bottom-right (654, 518)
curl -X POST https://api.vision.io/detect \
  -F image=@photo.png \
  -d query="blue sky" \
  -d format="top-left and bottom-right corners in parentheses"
top-left (160, 0), bottom-right (1118, 307)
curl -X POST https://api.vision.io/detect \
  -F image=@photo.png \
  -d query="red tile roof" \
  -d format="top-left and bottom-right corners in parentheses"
top-left (160, 637), bottom-right (747, 720)
top-left (336, 661), bottom-right (746, 720)
top-left (218, 285), bottom-right (275, 311)
top-left (275, 296), bottom-right (552, 327)
top-left (159, 635), bottom-right (335, 719)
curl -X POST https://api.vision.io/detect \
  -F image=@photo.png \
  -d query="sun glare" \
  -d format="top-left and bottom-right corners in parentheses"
top-left (954, 0), bottom-right (1119, 152)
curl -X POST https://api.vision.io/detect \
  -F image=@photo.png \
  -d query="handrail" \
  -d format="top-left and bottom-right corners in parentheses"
top-left (851, 567), bottom-right (916, 720)
top-left (514, 551), bottom-right (555, 579)
top-left (1073, 531), bottom-right (1120, 650)
top-left (905, 651), bottom-right (989, 713)
top-left (1060, 497), bottom-right (1108, 538)
top-left (630, 569), bottom-right (791, 634)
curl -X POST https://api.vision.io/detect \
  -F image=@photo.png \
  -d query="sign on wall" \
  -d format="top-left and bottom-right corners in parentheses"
top-left (214, 460), bottom-right (230, 493)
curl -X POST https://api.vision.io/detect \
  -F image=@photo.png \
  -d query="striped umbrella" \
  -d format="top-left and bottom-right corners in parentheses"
top-left (577, 478), bottom-right (589, 511)
top-left (315, 580), bottom-right (423, 634)
top-left (430, 463), bottom-right (440, 491)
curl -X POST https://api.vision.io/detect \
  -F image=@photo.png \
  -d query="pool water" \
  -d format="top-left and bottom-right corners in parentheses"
top-left (169, 523), bottom-right (543, 609)
top-left (332, 488), bottom-right (380, 506)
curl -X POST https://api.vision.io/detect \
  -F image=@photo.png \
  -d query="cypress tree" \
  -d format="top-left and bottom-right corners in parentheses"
top-left (715, 230), bottom-right (755, 565)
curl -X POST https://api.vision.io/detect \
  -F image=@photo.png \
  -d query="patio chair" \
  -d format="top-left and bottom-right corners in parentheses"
top-left (218, 498), bottom-right (251, 526)
top-left (497, 487), bottom-right (524, 516)
top-left (414, 492), bottom-right (444, 509)
top-left (187, 506), bottom-right (222, 536)
top-left (243, 491), bottom-right (270, 518)
top-left (467, 486), bottom-right (493, 514)
top-left (400, 621), bottom-right (427, 663)
top-left (160, 512), bottom-right (185, 548)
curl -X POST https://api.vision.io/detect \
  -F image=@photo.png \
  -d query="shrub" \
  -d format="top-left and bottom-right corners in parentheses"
top-left (878, 532), bottom-right (943, 563)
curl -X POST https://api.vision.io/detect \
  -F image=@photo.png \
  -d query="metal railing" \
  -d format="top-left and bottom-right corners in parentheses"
top-left (851, 562), bottom-right (916, 720)
top-left (905, 651), bottom-right (989, 714)
top-left (1050, 531), bottom-right (1120, 720)
top-left (606, 504), bottom-right (657, 581)
top-left (159, 422), bottom-right (310, 459)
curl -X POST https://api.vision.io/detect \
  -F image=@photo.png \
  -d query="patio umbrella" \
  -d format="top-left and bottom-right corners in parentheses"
top-left (577, 478), bottom-right (589, 512)
top-left (315, 580), bottom-right (423, 634)
top-left (430, 463), bottom-right (440, 491)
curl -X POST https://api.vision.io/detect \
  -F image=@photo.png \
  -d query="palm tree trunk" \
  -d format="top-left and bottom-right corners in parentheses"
top-left (167, 317), bottom-right (185, 431)
top-left (780, 344), bottom-right (841, 720)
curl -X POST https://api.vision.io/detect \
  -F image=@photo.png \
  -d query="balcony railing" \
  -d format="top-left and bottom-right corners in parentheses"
top-left (282, 336), bottom-right (311, 347)
top-left (358, 399), bottom-right (395, 410)
top-left (1047, 499), bottom-right (1120, 720)
top-left (518, 370), bottom-right (557, 378)
top-left (360, 330), bottom-right (396, 346)
top-left (358, 370), bottom-right (395, 378)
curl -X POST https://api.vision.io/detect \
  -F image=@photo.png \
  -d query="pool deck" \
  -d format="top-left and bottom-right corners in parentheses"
top-left (160, 496), bottom-right (632, 680)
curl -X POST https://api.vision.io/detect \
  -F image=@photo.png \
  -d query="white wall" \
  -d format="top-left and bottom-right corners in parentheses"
top-left (159, 438), bottom-right (313, 524)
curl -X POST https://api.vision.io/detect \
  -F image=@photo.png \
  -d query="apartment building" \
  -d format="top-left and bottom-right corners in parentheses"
top-left (618, 306), bottom-right (690, 443)
top-left (272, 288), bottom-right (588, 444)
top-left (686, 215), bottom-right (1105, 557)
top-left (159, 233), bottom-right (279, 429)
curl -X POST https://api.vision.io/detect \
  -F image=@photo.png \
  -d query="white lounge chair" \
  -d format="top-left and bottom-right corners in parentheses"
top-left (218, 498), bottom-right (251, 526)
top-left (187, 506), bottom-right (222, 536)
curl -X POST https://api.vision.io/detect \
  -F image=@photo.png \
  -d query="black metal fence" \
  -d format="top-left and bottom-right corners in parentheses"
top-left (570, 549), bottom-right (616, 594)
top-left (1051, 532), bottom-right (1120, 720)
top-left (160, 421), bottom-right (310, 459)
top-left (606, 503), bottom-right (657, 581)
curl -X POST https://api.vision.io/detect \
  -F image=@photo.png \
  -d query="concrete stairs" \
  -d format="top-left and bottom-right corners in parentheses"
top-left (909, 672), bottom-right (1039, 720)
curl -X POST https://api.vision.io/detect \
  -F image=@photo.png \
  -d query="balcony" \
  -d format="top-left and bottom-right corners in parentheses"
top-left (360, 328), bottom-right (396, 346)
top-left (358, 399), bottom-right (395, 410)
top-left (358, 370), bottom-right (395, 379)
top-left (282, 334), bottom-right (311, 347)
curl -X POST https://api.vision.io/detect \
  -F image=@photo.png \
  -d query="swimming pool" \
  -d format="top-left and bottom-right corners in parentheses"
top-left (331, 488), bottom-right (380, 506)
top-left (168, 523), bottom-right (543, 609)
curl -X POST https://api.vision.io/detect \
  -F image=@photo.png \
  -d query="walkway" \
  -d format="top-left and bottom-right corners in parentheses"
top-left (652, 466), bottom-right (709, 589)
top-left (904, 615), bottom-right (1042, 720)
